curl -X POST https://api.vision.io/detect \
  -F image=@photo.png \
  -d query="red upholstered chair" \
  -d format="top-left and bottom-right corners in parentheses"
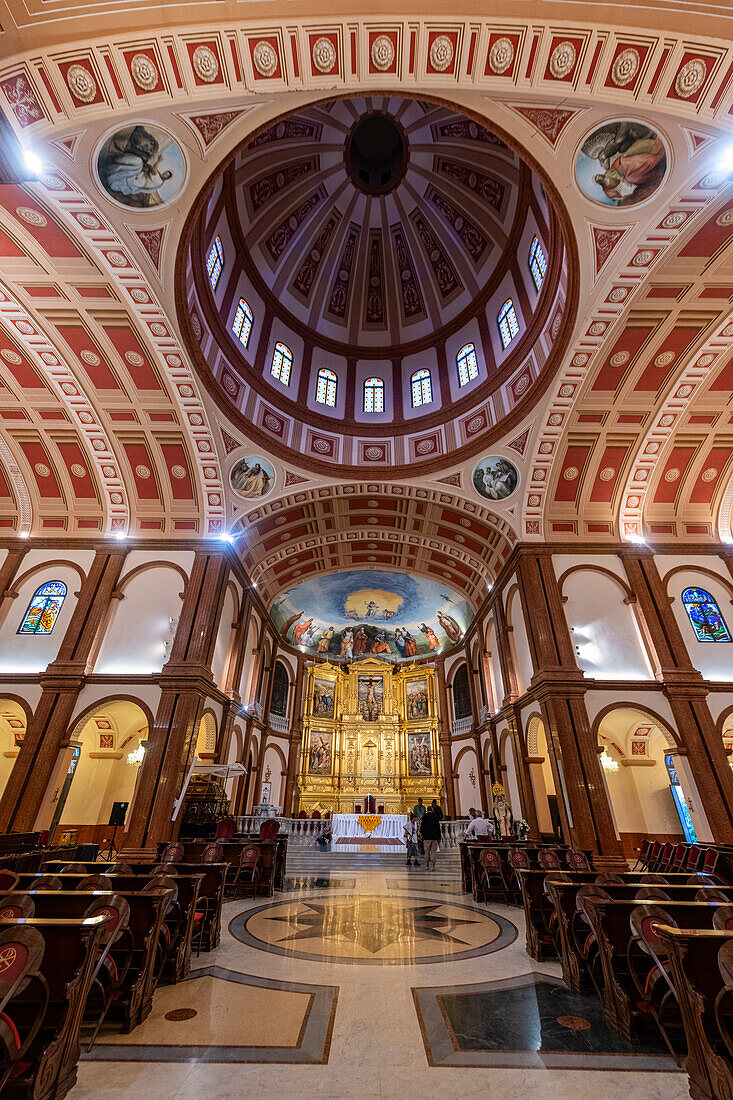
top-left (160, 842), bottom-right (184, 863)
top-left (696, 887), bottom-right (729, 902)
top-left (202, 843), bottom-right (223, 863)
top-left (297, 811), bottom-right (308, 819)
top-left (0, 897), bottom-right (35, 920)
top-left (377, 805), bottom-right (385, 813)
top-left (713, 906), bottom-right (733, 932)
top-left (227, 847), bottom-right (260, 898)
top-left (633, 838), bottom-right (652, 872)
top-left (684, 845), bottom-right (703, 872)
top-left (150, 863), bottom-right (177, 876)
top-left (566, 850), bottom-right (591, 872)
top-left (702, 849), bottom-right (720, 877)
top-left (82, 893), bottom-right (133, 1051)
top-left (0, 926), bottom-right (49, 1094)
top-left (215, 817), bottom-right (236, 841)
top-left (541, 872), bottom-right (571, 948)
top-left (311, 811), bottom-right (321, 820)
top-left (480, 847), bottom-right (508, 904)
top-left (59, 863), bottom-right (89, 874)
top-left (635, 885), bottom-right (671, 901)
top-left (572, 885), bottom-right (611, 996)
top-left (627, 904), bottom-right (682, 1057)
top-left (646, 841), bottom-right (663, 872)
top-left (28, 876), bottom-right (62, 891)
top-left (258, 819), bottom-right (279, 842)
top-left (506, 848), bottom-right (530, 902)
top-left (143, 876), bottom-right (179, 985)
top-left (670, 843), bottom-right (687, 873)
top-left (109, 863), bottom-right (133, 875)
top-left (596, 872), bottom-right (625, 885)
top-left (538, 849), bottom-right (561, 871)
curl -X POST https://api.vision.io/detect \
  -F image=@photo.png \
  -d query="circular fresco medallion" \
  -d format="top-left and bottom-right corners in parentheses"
top-left (472, 455), bottom-right (519, 501)
top-left (576, 119), bottom-right (669, 209)
top-left (94, 122), bottom-right (188, 211)
top-left (229, 454), bottom-right (276, 500)
top-left (230, 893), bottom-right (516, 965)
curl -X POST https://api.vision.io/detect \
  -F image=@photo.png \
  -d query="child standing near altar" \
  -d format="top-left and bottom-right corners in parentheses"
top-left (404, 814), bottom-right (420, 867)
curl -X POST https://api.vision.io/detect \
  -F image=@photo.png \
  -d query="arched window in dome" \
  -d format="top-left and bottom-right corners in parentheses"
top-left (206, 236), bottom-right (224, 291)
top-left (498, 299), bottom-right (519, 350)
top-left (316, 368), bottom-right (337, 408)
top-left (18, 580), bottom-right (67, 635)
top-left (456, 343), bottom-right (479, 387)
top-left (411, 368), bottom-right (432, 407)
top-left (270, 342), bottom-right (292, 386)
top-left (363, 377), bottom-right (384, 413)
top-left (681, 587), bottom-right (732, 643)
top-left (232, 298), bottom-right (253, 349)
top-left (529, 236), bottom-right (547, 292)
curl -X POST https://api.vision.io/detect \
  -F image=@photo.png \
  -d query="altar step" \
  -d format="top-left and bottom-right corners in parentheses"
top-left (286, 846), bottom-right (461, 874)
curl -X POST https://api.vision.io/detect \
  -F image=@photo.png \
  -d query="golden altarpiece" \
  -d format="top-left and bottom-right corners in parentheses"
top-left (296, 659), bottom-right (443, 814)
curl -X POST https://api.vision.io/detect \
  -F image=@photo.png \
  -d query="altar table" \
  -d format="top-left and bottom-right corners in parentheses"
top-left (332, 813), bottom-right (408, 842)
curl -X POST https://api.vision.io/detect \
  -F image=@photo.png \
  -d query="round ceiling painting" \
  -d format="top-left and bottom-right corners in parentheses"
top-left (472, 456), bottom-right (518, 501)
top-left (271, 570), bottom-right (474, 662)
top-left (575, 120), bottom-right (668, 208)
top-left (95, 122), bottom-right (187, 210)
top-left (229, 455), bottom-right (276, 500)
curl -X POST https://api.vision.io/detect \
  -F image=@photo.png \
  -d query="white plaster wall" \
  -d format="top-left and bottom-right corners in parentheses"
top-left (584, 689), bottom-right (675, 728)
top-left (665, 567), bottom-right (733, 681)
top-left (709, 693), bottom-right (733, 723)
top-left (552, 553), bottom-right (628, 585)
top-left (486, 620), bottom-right (504, 710)
top-left (211, 586), bottom-right (237, 689)
top-left (502, 732), bottom-right (522, 819)
top-left (94, 566), bottom-right (185, 674)
top-left (507, 587), bottom-right (533, 694)
top-left (454, 746), bottom-right (480, 818)
top-left (69, 684), bottom-right (161, 724)
top-left (239, 614), bottom-right (262, 702)
top-left (0, 559), bottom-right (92, 673)
top-left (562, 570), bottom-right (653, 681)
top-left (262, 739), bottom-right (288, 808)
top-left (118, 549), bottom-right (194, 581)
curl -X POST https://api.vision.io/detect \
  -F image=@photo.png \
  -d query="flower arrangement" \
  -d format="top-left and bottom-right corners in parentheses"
top-left (515, 819), bottom-right (530, 840)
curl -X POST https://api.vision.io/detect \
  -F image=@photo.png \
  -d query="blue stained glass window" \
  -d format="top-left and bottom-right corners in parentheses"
top-left (206, 236), bottom-right (224, 290)
top-left (363, 377), bottom-right (384, 413)
top-left (270, 342), bottom-right (293, 386)
top-left (456, 343), bottom-right (478, 387)
top-left (316, 368), bottom-right (337, 407)
top-left (18, 580), bottom-right (67, 635)
top-left (529, 236), bottom-right (547, 291)
top-left (498, 299), bottom-right (519, 349)
top-left (411, 368), bottom-right (432, 407)
top-left (232, 299), bottom-right (253, 348)
top-left (682, 586), bottom-right (732, 643)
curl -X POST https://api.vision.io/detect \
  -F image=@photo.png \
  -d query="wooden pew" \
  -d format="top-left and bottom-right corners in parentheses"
top-left (14, 873), bottom-right (202, 985)
top-left (461, 842), bottom-right (594, 903)
top-left (0, 889), bottom-right (171, 1035)
top-left (157, 838), bottom-right (287, 897)
top-left (44, 861), bottom-right (226, 952)
top-left (586, 899), bottom-right (728, 1042)
top-left (656, 925), bottom-right (733, 1100)
top-left (0, 913), bottom-right (105, 1100)
top-left (518, 869), bottom-right (726, 967)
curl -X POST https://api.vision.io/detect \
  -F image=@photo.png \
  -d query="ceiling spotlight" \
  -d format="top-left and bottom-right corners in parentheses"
top-left (113, 529), bottom-right (127, 541)
top-left (716, 142), bottom-right (733, 176)
top-left (18, 530), bottom-right (29, 539)
top-left (218, 532), bottom-right (233, 543)
top-left (23, 149), bottom-right (42, 176)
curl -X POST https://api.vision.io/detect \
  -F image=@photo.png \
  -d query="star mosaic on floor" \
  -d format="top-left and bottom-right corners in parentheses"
top-left (413, 972), bottom-right (682, 1070)
top-left (230, 893), bottom-right (516, 964)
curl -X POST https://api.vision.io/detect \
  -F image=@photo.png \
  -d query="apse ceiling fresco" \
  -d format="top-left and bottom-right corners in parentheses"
top-left (0, 7), bottom-right (730, 605)
top-left (271, 569), bottom-right (473, 662)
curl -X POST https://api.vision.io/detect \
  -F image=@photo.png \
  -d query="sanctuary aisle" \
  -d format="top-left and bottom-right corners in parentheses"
top-left (72, 858), bottom-right (688, 1100)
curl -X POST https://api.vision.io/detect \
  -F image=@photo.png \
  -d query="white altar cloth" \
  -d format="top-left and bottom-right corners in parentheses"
top-left (331, 813), bottom-right (408, 842)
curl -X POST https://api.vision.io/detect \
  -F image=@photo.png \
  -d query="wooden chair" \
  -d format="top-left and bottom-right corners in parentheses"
top-left (202, 843), bottom-right (223, 864)
top-left (627, 904), bottom-right (683, 1060)
top-left (150, 864), bottom-right (177, 876)
top-left (0, 896), bottom-right (35, 920)
top-left (28, 876), bottom-right (63, 891)
top-left (714, 939), bottom-right (733, 1067)
top-left (258, 819), bottom-right (279, 842)
top-left (227, 847), bottom-right (261, 899)
top-left (538, 849), bottom-right (561, 871)
top-left (82, 893), bottom-right (133, 1051)
top-left (143, 876), bottom-right (179, 987)
top-left (0, 926), bottom-right (49, 1094)
top-left (572, 885), bottom-right (611, 998)
top-left (160, 843), bottom-right (184, 864)
top-left (109, 863), bottom-right (133, 875)
top-left (713, 906), bottom-right (733, 932)
top-left (633, 838), bottom-right (652, 872)
top-left (635, 885), bottom-right (671, 901)
top-left (696, 887), bottom-right (729, 902)
top-left (479, 848), bottom-right (508, 904)
top-left (566, 849), bottom-right (591, 872)
top-left (0, 872), bottom-right (19, 894)
top-left (59, 863), bottom-right (89, 874)
top-left (77, 875), bottom-right (111, 891)
top-left (215, 817), bottom-right (236, 841)
top-left (506, 848), bottom-right (530, 902)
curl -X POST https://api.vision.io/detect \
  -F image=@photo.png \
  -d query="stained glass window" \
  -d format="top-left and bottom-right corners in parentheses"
top-left (681, 587), bottom-right (732, 643)
top-left (411, 368), bottom-right (432, 407)
top-left (232, 298), bottom-right (253, 348)
top-left (457, 343), bottom-right (478, 387)
top-left (270, 342), bottom-right (292, 385)
top-left (316, 368), bottom-right (337, 407)
top-left (498, 299), bottom-right (519, 349)
top-left (18, 580), bottom-right (67, 635)
top-left (364, 377), bottom-right (384, 413)
top-left (529, 236), bottom-right (547, 292)
top-left (206, 236), bottom-right (224, 290)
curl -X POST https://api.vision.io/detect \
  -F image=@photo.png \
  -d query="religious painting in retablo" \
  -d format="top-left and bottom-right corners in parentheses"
top-left (406, 680), bottom-right (429, 720)
top-left (308, 730), bottom-right (332, 775)
top-left (357, 675), bottom-right (383, 720)
top-left (408, 732), bottom-right (431, 776)
top-left (312, 678), bottom-right (335, 719)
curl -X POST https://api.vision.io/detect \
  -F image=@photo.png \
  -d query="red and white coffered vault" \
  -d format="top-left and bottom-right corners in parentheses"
top-left (0, 0), bottom-right (730, 607)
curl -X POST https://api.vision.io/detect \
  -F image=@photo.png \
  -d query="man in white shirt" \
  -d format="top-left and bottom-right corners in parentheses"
top-left (465, 813), bottom-right (491, 839)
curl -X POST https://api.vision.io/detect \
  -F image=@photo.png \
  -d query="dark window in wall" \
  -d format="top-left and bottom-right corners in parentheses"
top-left (476, 663), bottom-right (486, 706)
top-left (270, 662), bottom-right (290, 717)
top-left (452, 664), bottom-right (472, 720)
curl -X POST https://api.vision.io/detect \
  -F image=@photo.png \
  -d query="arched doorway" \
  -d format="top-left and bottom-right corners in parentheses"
top-left (595, 705), bottom-right (710, 859)
top-left (0, 699), bottom-right (29, 801)
top-left (526, 715), bottom-right (561, 840)
top-left (453, 745), bottom-right (479, 817)
top-left (47, 699), bottom-right (150, 847)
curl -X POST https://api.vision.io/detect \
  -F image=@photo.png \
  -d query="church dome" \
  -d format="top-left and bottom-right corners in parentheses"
top-left (178, 94), bottom-right (576, 476)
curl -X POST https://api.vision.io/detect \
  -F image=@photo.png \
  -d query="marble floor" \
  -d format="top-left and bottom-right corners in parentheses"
top-left (73, 854), bottom-right (691, 1100)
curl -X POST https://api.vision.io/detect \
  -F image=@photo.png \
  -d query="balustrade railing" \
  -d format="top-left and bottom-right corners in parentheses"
top-left (234, 814), bottom-right (468, 847)
top-left (268, 714), bottom-right (289, 733)
top-left (451, 715), bottom-right (473, 735)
